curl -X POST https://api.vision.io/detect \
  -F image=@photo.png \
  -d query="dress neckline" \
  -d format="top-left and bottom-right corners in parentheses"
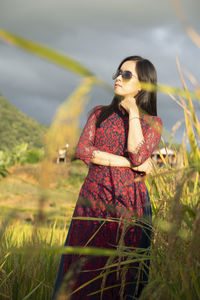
top-left (114, 105), bottom-right (157, 124)
top-left (114, 105), bottom-right (128, 117)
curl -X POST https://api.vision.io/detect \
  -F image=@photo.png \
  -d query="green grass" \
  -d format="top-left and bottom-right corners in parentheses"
top-left (0, 161), bottom-right (87, 225)
top-left (0, 157), bottom-right (199, 299)
top-left (0, 160), bottom-right (88, 299)
top-left (1, 23), bottom-right (200, 299)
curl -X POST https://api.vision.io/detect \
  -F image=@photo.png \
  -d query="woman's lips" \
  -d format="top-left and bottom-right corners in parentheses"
top-left (115, 84), bottom-right (122, 87)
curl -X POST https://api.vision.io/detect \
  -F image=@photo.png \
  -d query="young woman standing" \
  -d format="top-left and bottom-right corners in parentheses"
top-left (52, 55), bottom-right (162, 299)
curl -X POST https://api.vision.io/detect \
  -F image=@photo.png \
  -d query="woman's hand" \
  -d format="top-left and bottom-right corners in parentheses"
top-left (132, 158), bottom-right (154, 174)
top-left (120, 96), bottom-right (139, 115)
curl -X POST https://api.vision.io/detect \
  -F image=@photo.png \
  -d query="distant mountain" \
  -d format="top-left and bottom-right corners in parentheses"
top-left (0, 95), bottom-right (48, 151)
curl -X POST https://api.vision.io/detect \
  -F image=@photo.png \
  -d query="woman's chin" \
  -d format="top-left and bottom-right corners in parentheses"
top-left (114, 94), bottom-right (124, 104)
top-left (114, 90), bottom-right (124, 96)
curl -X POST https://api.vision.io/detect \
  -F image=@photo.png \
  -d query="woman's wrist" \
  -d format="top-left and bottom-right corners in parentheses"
top-left (129, 106), bottom-right (139, 116)
top-left (129, 108), bottom-right (141, 117)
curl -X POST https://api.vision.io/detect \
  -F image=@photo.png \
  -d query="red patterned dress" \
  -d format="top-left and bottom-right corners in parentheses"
top-left (52, 105), bottom-right (162, 300)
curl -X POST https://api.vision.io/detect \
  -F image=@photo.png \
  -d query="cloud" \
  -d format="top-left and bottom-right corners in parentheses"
top-left (1, 0), bottom-right (199, 31)
top-left (0, 0), bottom-right (200, 145)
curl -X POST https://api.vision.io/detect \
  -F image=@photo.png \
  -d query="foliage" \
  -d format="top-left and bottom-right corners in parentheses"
top-left (0, 10), bottom-right (200, 300)
top-left (0, 143), bottom-right (45, 178)
top-left (0, 95), bottom-right (47, 151)
top-left (0, 74), bottom-right (199, 300)
top-left (23, 148), bottom-right (45, 164)
top-left (0, 223), bottom-right (66, 300)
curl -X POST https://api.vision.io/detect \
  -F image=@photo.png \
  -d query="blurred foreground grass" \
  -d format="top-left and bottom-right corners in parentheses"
top-left (0, 150), bottom-right (199, 299)
top-left (0, 82), bottom-right (200, 298)
top-left (0, 81), bottom-right (199, 300)
top-left (0, 14), bottom-right (200, 299)
top-left (0, 160), bottom-right (88, 299)
top-left (0, 160), bottom-right (87, 227)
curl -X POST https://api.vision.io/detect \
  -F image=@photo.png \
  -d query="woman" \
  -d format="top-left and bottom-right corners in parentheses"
top-left (52, 55), bottom-right (162, 300)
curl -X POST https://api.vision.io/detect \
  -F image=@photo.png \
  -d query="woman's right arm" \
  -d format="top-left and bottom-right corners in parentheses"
top-left (75, 106), bottom-right (152, 173)
top-left (91, 150), bottom-right (132, 167)
top-left (91, 150), bottom-right (153, 173)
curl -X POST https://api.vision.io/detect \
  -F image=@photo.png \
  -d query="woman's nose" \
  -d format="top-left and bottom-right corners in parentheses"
top-left (116, 74), bottom-right (122, 81)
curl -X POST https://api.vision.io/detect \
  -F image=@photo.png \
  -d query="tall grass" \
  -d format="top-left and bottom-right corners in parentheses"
top-left (0, 223), bottom-right (66, 299)
top-left (0, 6), bottom-right (200, 298)
top-left (0, 72), bottom-right (199, 298)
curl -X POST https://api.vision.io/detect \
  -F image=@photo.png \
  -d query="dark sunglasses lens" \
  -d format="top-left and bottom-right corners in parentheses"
top-left (123, 71), bottom-right (132, 79)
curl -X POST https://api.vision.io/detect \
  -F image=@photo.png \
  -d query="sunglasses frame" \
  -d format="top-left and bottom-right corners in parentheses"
top-left (112, 69), bottom-right (135, 80)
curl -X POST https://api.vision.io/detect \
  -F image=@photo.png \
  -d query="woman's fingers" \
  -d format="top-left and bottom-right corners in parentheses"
top-left (146, 161), bottom-right (152, 174)
top-left (131, 158), bottom-right (155, 174)
top-left (141, 158), bottom-right (153, 174)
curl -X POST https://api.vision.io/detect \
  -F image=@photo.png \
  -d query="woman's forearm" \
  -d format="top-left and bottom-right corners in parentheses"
top-left (127, 110), bottom-right (145, 153)
top-left (91, 150), bottom-right (149, 172)
top-left (91, 150), bottom-right (131, 167)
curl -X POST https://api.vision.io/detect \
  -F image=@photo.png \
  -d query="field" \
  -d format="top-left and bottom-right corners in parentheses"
top-left (0, 160), bottom-right (88, 299)
top-left (0, 79), bottom-right (200, 299)
top-left (0, 18), bottom-right (200, 300)
top-left (0, 161), bottom-right (86, 226)
top-left (0, 151), bottom-right (200, 299)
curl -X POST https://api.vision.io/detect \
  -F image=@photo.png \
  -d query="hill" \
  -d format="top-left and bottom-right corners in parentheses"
top-left (0, 94), bottom-right (48, 151)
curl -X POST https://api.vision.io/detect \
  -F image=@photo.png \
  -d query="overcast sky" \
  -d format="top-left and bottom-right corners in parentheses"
top-left (0, 0), bottom-right (200, 145)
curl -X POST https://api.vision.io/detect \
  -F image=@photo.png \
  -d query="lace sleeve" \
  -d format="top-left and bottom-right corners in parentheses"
top-left (75, 106), bottom-right (102, 166)
top-left (125, 116), bottom-right (163, 167)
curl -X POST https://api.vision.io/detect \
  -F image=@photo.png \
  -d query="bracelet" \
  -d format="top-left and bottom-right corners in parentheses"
top-left (129, 117), bottom-right (143, 121)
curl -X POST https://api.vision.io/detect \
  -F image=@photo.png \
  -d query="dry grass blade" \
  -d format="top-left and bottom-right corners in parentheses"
top-left (179, 95), bottom-right (200, 161)
top-left (181, 132), bottom-right (189, 168)
top-left (176, 57), bottom-right (200, 139)
top-left (0, 29), bottom-right (93, 76)
top-left (84, 221), bottom-right (106, 247)
top-left (40, 76), bottom-right (96, 189)
top-left (168, 120), bottom-right (184, 150)
top-left (183, 68), bottom-right (200, 95)
top-left (171, 0), bottom-right (200, 48)
top-left (34, 77), bottom-right (97, 230)
top-left (140, 82), bottom-right (200, 102)
top-left (168, 93), bottom-right (189, 112)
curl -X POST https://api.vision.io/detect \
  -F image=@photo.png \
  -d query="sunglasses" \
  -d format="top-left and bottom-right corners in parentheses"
top-left (112, 69), bottom-right (136, 80)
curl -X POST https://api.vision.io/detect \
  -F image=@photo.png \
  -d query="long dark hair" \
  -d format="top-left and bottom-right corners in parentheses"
top-left (94, 55), bottom-right (158, 128)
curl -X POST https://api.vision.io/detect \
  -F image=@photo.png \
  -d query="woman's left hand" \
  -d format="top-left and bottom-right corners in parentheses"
top-left (132, 158), bottom-right (154, 174)
top-left (120, 97), bottom-right (139, 115)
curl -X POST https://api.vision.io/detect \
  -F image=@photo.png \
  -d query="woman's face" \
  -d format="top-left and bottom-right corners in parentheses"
top-left (114, 60), bottom-right (141, 98)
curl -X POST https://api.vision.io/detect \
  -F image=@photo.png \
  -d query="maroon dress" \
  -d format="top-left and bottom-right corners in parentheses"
top-left (52, 105), bottom-right (162, 300)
